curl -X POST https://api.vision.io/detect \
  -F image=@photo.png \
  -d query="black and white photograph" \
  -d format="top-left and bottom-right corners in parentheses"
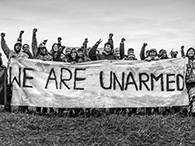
top-left (0, 0), bottom-right (195, 145)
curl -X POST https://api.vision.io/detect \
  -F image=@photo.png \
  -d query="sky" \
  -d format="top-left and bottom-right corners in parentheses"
top-left (0, 0), bottom-right (195, 63)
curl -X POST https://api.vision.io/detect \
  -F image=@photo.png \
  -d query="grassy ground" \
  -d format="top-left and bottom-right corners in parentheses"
top-left (0, 109), bottom-right (195, 146)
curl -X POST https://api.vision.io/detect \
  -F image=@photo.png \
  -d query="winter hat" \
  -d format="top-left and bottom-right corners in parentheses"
top-left (104, 42), bottom-right (113, 50)
top-left (15, 40), bottom-right (22, 46)
top-left (159, 49), bottom-right (166, 54)
top-left (128, 48), bottom-right (134, 52)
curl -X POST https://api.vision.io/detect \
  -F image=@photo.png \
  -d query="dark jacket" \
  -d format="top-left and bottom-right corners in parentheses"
top-left (89, 43), bottom-right (118, 60)
top-left (31, 32), bottom-right (52, 61)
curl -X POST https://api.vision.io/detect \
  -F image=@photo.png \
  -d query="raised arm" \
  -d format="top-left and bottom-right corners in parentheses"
top-left (82, 38), bottom-right (88, 57)
top-left (88, 39), bottom-right (102, 60)
top-left (31, 28), bottom-right (38, 57)
top-left (1, 33), bottom-right (11, 59)
top-left (140, 43), bottom-right (147, 60)
top-left (119, 38), bottom-right (125, 60)
top-left (181, 45), bottom-right (185, 57)
top-left (17, 30), bottom-right (24, 42)
top-left (57, 37), bottom-right (62, 47)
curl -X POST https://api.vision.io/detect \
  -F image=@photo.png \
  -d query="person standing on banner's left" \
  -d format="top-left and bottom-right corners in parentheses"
top-left (1, 31), bottom-right (28, 112)
top-left (1, 31), bottom-right (28, 60)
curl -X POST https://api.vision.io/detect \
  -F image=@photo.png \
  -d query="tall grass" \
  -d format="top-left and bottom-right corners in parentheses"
top-left (0, 110), bottom-right (195, 145)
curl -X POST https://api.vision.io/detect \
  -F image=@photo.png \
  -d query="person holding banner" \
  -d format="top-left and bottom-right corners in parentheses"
top-left (22, 44), bottom-right (33, 59)
top-left (145, 48), bottom-right (159, 62)
top-left (123, 48), bottom-right (137, 60)
top-left (31, 28), bottom-right (53, 115)
top-left (50, 43), bottom-right (64, 62)
top-left (183, 47), bottom-right (195, 116)
top-left (61, 47), bottom-right (72, 62)
top-left (67, 48), bottom-right (79, 64)
top-left (77, 48), bottom-right (91, 63)
top-left (89, 39), bottom-right (119, 116)
top-left (158, 49), bottom-right (169, 59)
top-left (50, 37), bottom-right (65, 62)
top-left (1, 31), bottom-right (29, 112)
top-left (143, 46), bottom-right (159, 114)
top-left (1, 31), bottom-right (28, 60)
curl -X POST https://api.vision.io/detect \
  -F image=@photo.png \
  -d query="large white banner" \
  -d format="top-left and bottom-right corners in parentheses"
top-left (9, 58), bottom-right (188, 108)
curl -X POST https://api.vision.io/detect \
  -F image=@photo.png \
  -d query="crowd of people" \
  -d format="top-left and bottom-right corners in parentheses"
top-left (0, 29), bottom-right (195, 117)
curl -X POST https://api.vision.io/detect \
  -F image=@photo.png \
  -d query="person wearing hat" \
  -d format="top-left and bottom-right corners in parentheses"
top-left (170, 50), bottom-right (178, 58)
top-left (31, 28), bottom-right (53, 115)
top-left (145, 48), bottom-right (159, 61)
top-left (158, 49), bottom-right (168, 59)
top-left (123, 48), bottom-right (137, 60)
top-left (143, 46), bottom-right (159, 115)
top-left (32, 28), bottom-right (52, 61)
top-left (89, 39), bottom-right (118, 60)
top-left (1, 31), bottom-right (28, 60)
top-left (1, 30), bottom-right (28, 112)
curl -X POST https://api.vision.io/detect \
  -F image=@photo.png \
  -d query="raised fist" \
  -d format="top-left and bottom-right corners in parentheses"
top-left (33, 28), bottom-right (38, 33)
top-left (1, 33), bottom-right (5, 38)
top-left (58, 37), bottom-right (62, 41)
top-left (43, 39), bottom-right (48, 45)
top-left (20, 30), bottom-right (24, 35)
top-left (143, 43), bottom-right (147, 46)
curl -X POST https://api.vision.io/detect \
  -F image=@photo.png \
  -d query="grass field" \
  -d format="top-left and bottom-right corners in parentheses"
top-left (0, 110), bottom-right (195, 146)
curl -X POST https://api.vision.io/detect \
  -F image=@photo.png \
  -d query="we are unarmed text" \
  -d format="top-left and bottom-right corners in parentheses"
top-left (9, 66), bottom-right (184, 92)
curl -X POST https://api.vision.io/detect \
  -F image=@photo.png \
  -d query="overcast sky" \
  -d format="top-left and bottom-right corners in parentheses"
top-left (0, 0), bottom-right (195, 63)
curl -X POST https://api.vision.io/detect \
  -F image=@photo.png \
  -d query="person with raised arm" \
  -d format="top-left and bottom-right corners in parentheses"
top-left (1, 31), bottom-right (29, 112)
top-left (1, 31), bottom-right (28, 61)
top-left (31, 28), bottom-right (53, 115)
top-left (50, 37), bottom-right (64, 62)
top-left (31, 28), bottom-right (52, 61)
top-left (89, 39), bottom-right (118, 60)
